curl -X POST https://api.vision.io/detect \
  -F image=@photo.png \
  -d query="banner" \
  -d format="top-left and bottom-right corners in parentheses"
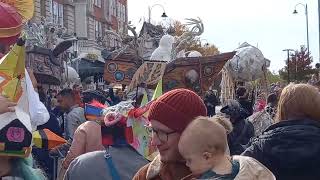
top-left (126, 62), bottom-right (166, 93)
top-left (0, 41), bottom-right (33, 157)
top-left (127, 79), bottom-right (163, 161)
top-left (128, 115), bottom-right (158, 161)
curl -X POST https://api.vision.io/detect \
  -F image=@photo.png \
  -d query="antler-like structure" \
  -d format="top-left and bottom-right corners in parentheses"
top-left (108, 24), bottom-right (137, 60)
top-left (127, 24), bottom-right (138, 41)
top-left (127, 24), bottom-right (140, 51)
top-left (171, 17), bottom-right (204, 60)
top-left (109, 22), bottom-right (165, 61)
top-left (24, 17), bottom-right (68, 49)
top-left (184, 17), bottom-right (204, 36)
top-left (24, 22), bottom-right (46, 47)
top-left (110, 24), bottom-right (145, 60)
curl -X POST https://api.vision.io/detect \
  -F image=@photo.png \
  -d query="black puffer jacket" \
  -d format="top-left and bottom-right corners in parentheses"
top-left (221, 104), bottom-right (254, 155)
top-left (204, 91), bottom-right (219, 116)
top-left (228, 119), bottom-right (254, 155)
top-left (242, 119), bottom-right (320, 180)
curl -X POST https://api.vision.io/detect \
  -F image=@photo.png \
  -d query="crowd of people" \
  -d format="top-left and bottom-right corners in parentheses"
top-left (2, 1), bottom-right (320, 179)
top-left (1, 79), bottom-right (320, 180)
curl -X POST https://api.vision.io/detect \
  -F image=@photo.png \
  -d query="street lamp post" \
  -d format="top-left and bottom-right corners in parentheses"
top-left (293, 3), bottom-right (309, 56)
top-left (318, 0), bottom-right (320, 62)
top-left (283, 49), bottom-right (295, 83)
top-left (148, 4), bottom-right (168, 24)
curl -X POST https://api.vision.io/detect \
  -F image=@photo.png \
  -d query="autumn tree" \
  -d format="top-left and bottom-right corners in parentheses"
top-left (279, 46), bottom-right (316, 82)
top-left (168, 21), bottom-right (219, 56)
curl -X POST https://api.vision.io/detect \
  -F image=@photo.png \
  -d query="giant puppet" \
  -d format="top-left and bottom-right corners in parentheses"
top-left (0, 0), bottom-right (65, 157)
top-left (0, 0), bottom-right (34, 157)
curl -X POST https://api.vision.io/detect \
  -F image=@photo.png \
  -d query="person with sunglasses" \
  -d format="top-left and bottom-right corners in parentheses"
top-left (133, 88), bottom-right (207, 180)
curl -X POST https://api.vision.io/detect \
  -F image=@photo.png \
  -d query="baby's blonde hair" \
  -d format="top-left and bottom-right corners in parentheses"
top-left (179, 115), bottom-right (233, 155)
top-left (276, 83), bottom-right (320, 122)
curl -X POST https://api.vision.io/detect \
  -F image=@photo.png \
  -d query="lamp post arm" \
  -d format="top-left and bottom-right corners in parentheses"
top-left (319, 0), bottom-right (320, 63)
top-left (306, 4), bottom-right (310, 55)
top-left (294, 3), bottom-right (306, 10)
top-left (294, 3), bottom-right (309, 56)
top-left (148, 6), bottom-right (151, 23)
top-left (148, 4), bottom-right (166, 24)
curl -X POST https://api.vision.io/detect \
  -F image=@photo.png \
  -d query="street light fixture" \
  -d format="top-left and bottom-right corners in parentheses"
top-left (283, 49), bottom-right (295, 83)
top-left (161, 12), bottom-right (168, 18)
top-left (293, 3), bottom-right (309, 57)
top-left (148, 4), bottom-right (168, 24)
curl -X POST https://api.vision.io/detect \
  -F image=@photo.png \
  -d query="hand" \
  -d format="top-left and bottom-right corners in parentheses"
top-left (0, 95), bottom-right (16, 114)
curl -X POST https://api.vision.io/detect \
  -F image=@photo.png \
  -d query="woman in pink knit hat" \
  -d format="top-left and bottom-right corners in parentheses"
top-left (133, 88), bottom-right (207, 180)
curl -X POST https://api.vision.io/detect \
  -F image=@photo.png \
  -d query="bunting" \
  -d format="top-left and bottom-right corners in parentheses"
top-left (33, 129), bottom-right (66, 149)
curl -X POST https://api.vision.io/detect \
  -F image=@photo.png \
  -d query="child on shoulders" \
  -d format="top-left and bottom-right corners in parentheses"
top-left (178, 116), bottom-right (275, 180)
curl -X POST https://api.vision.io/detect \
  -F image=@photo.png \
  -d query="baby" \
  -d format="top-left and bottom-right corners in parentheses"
top-left (178, 116), bottom-right (275, 180)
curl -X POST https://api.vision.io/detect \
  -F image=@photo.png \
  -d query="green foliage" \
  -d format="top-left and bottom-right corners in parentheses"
top-left (267, 70), bottom-right (284, 84)
top-left (279, 46), bottom-right (316, 82)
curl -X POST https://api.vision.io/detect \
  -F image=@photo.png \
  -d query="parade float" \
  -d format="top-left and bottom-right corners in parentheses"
top-left (0, 0), bottom-right (66, 158)
top-left (220, 42), bottom-right (270, 105)
top-left (103, 18), bottom-right (235, 97)
top-left (99, 17), bottom-right (272, 161)
top-left (24, 20), bottom-right (78, 86)
top-left (99, 18), bottom-right (237, 161)
top-left (219, 42), bottom-right (272, 136)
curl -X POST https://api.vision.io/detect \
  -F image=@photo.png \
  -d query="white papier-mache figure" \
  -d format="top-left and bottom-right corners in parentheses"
top-left (188, 51), bottom-right (202, 57)
top-left (150, 34), bottom-right (175, 62)
top-left (62, 62), bottom-right (81, 84)
top-left (225, 42), bottom-right (270, 82)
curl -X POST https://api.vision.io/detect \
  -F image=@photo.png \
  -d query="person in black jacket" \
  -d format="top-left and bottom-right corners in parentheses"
top-left (220, 100), bottom-right (254, 155)
top-left (107, 87), bottom-right (121, 105)
top-left (236, 87), bottom-right (253, 117)
top-left (203, 90), bottom-right (219, 116)
top-left (32, 91), bottom-right (62, 180)
top-left (242, 83), bottom-right (320, 180)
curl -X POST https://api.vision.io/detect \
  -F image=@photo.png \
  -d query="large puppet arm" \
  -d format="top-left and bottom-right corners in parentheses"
top-left (25, 69), bottom-right (49, 131)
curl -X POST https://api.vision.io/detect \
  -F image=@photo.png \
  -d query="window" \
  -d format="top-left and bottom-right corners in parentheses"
top-left (52, 1), bottom-right (63, 25)
top-left (121, 4), bottom-right (126, 22)
top-left (94, 20), bottom-right (102, 39)
top-left (117, 2), bottom-right (120, 19)
top-left (94, 0), bottom-right (102, 8)
top-left (118, 22), bottom-right (122, 34)
top-left (48, 0), bottom-right (53, 15)
top-left (113, 0), bottom-right (116, 16)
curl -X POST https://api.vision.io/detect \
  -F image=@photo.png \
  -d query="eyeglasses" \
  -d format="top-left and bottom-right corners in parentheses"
top-left (145, 126), bottom-right (176, 142)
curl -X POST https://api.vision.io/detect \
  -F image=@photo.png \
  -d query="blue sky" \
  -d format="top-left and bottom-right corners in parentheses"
top-left (128, 0), bottom-right (319, 72)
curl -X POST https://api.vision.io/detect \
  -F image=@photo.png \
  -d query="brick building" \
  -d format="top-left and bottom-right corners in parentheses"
top-left (32, 0), bottom-right (128, 54)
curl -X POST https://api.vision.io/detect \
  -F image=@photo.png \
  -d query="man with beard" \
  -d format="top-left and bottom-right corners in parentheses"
top-left (56, 89), bottom-right (86, 141)
top-left (133, 88), bottom-right (207, 180)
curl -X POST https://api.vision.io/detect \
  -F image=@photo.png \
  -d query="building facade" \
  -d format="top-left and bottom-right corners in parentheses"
top-left (32, 0), bottom-right (128, 55)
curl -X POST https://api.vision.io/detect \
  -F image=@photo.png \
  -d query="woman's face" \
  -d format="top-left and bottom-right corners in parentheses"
top-left (0, 156), bottom-right (11, 177)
